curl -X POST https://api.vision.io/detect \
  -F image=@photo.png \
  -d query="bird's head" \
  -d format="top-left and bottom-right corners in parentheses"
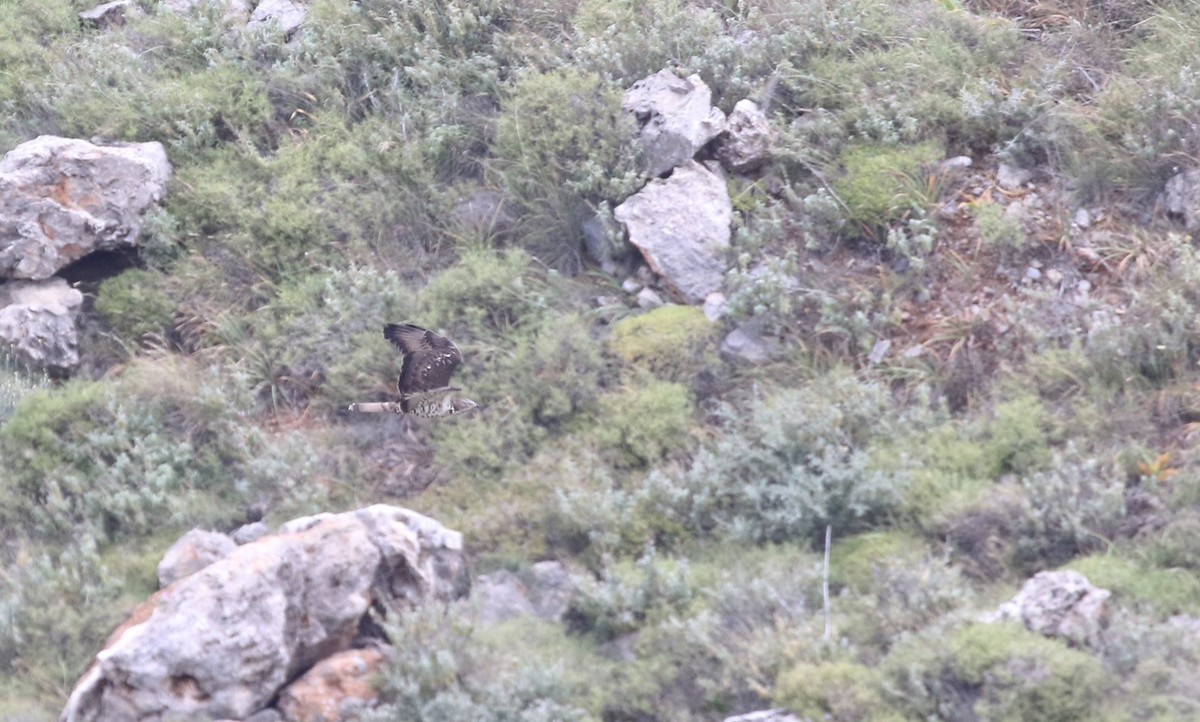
top-left (449, 397), bottom-right (479, 415)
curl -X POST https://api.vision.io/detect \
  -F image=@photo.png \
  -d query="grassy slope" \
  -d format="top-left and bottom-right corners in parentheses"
top-left (4, 0), bottom-right (1200, 720)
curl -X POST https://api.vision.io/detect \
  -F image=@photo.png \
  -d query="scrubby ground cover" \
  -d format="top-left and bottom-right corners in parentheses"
top-left (5, 0), bottom-right (1200, 719)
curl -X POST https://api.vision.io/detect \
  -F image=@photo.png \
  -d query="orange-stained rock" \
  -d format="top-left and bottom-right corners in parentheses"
top-left (277, 648), bottom-right (389, 722)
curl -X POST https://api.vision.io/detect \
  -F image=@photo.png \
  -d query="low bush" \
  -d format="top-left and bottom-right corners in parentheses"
top-left (607, 305), bottom-right (716, 384)
top-left (592, 381), bottom-right (694, 468)
top-left (884, 622), bottom-right (1110, 722)
top-left (95, 269), bottom-right (177, 343)
top-left (832, 142), bottom-right (945, 238)
top-left (775, 660), bottom-right (901, 722)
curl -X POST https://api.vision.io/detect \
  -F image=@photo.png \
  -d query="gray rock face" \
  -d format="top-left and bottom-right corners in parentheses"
top-left (717, 99), bottom-right (772, 173)
top-left (614, 160), bottom-right (732, 303)
top-left (157, 529), bottom-right (237, 588)
top-left (61, 505), bottom-right (466, 722)
top-left (1164, 168), bottom-right (1200, 231)
top-left (246, 0), bottom-right (307, 35)
top-left (0, 278), bottom-right (84, 372)
top-left (474, 561), bottom-right (575, 625)
top-left (0, 136), bottom-right (171, 281)
top-left (623, 70), bottom-right (726, 177)
top-left (984, 569), bottom-right (1111, 649)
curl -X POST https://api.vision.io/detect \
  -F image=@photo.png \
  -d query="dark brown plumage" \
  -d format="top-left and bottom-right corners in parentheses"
top-left (348, 324), bottom-right (477, 417)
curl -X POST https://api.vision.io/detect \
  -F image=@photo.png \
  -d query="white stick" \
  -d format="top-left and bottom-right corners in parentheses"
top-left (823, 524), bottom-right (832, 642)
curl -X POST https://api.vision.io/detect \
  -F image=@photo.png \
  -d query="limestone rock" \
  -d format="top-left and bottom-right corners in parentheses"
top-left (79, 0), bottom-right (138, 27)
top-left (474, 561), bottom-right (575, 625)
top-left (0, 136), bottom-right (171, 280)
top-left (581, 211), bottom-right (627, 274)
top-left (474, 571), bottom-right (538, 624)
top-left (1164, 168), bottom-right (1200, 231)
top-left (636, 287), bottom-right (664, 309)
top-left (614, 160), bottom-right (731, 303)
top-left (232, 521), bottom-right (270, 545)
top-left (721, 327), bottom-right (777, 364)
top-left (277, 647), bottom-right (389, 722)
top-left (984, 569), bottom-right (1111, 649)
top-left (717, 99), bottom-right (772, 173)
top-left (703, 292), bottom-right (727, 321)
top-left (246, 0), bottom-right (306, 35)
top-left (157, 529), bottom-right (237, 588)
top-left (0, 278), bottom-right (84, 372)
top-left (996, 162), bottom-right (1033, 190)
top-left (623, 70), bottom-right (726, 177)
top-left (61, 505), bottom-right (466, 722)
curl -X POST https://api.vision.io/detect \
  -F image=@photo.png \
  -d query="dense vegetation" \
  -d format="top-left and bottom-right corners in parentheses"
top-left (4, 0), bottom-right (1200, 720)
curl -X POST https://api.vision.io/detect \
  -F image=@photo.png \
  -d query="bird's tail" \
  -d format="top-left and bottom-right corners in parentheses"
top-left (348, 402), bottom-right (405, 413)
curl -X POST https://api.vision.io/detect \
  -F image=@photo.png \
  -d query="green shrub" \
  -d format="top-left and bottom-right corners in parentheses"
top-left (830, 531), bottom-right (926, 593)
top-left (607, 306), bottom-right (715, 383)
top-left (423, 248), bottom-right (543, 333)
top-left (95, 269), bottom-right (177, 342)
top-left (775, 661), bottom-right (901, 722)
top-left (592, 381), bottom-right (694, 467)
top-left (1067, 556), bottom-right (1200, 618)
top-left (0, 352), bottom-right (49, 424)
top-left (884, 622), bottom-right (1110, 722)
top-left (492, 68), bottom-right (640, 267)
top-left (832, 142), bottom-right (944, 237)
top-left (674, 371), bottom-right (927, 545)
top-left (367, 599), bottom-right (591, 722)
top-left (566, 550), bottom-right (694, 641)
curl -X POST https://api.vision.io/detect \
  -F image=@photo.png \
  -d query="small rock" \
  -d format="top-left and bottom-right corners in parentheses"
top-left (996, 162), bottom-right (1033, 190)
top-left (157, 529), bottom-right (237, 588)
top-left (232, 521), bottom-right (270, 545)
top-left (1024, 267), bottom-right (1042, 282)
top-left (594, 295), bottom-right (621, 308)
top-left (702, 292), bottom-right (727, 322)
top-left (0, 278), bottom-right (84, 372)
top-left (582, 213), bottom-right (626, 274)
top-left (623, 70), bottom-right (727, 177)
top-left (246, 710), bottom-right (283, 722)
top-left (902, 345), bottom-right (925, 359)
top-left (79, 0), bottom-right (137, 27)
top-left (615, 161), bottom-right (732, 303)
top-left (636, 287), bottom-right (664, 309)
top-left (528, 561), bottom-right (574, 623)
top-left (717, 99), bottom-right (772, 173)
top-left (246, 0), bottom-right (306, 35)
top-left (473, 571), bottom-right (537, 624)
top-left (720, 327), bottom-right (777, 363)
top-left (1073, 208), bottom-right (1091, 228)
top-left (1046, 268), bottom-right (1064, 284)
top-left (867, 338), bottom-right (891, 365)
top-left (1164, 168), bottom-right (1200, 231)
top-left (940, 156), bottom-right (973, 172)
top-left (621, 277), bottom-right (643, 294)
top-left (983, 570), bottom-right (1111, 649)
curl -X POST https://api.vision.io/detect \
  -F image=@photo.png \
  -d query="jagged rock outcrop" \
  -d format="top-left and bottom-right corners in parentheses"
top-left (276, 647), bottom-right (389, 722)
top-left (1164, 168), bottom-right (1200, 231)
top-left (0, 278), bottom-right (84, 372)
top-left (156, 529), bottom-right (237, 588)
top-left (0, 136), bottom-right (171, 280)
top-left (614, 160), bottom-right (731, 303)
top-left (717, 99), bottom-right (772, 173)
top-left (623, 70), bottom-right (726, 177)
top-left (984, 569), bottom-right (1111, 649)
top-left (61, 505), bottom-right (467, 722)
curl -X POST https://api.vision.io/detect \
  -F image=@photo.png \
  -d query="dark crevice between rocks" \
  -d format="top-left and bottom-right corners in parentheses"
top-left (56, 247), bottom-right (139, 291)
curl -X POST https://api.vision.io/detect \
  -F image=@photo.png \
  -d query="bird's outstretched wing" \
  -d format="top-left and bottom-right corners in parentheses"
top-left (384, 323), bottom-right (463, 396)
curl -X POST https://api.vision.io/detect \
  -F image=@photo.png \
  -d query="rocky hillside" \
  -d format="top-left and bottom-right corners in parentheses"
top-left (5, 0), bottom-right (1200, 720)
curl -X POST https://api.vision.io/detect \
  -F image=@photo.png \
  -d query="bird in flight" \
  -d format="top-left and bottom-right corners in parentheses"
top-left (348, 324), bottom-right (478, 417)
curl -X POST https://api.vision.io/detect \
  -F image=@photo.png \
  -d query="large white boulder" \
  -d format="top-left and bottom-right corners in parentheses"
top-left (623, 70), bottom-right (726, 177)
